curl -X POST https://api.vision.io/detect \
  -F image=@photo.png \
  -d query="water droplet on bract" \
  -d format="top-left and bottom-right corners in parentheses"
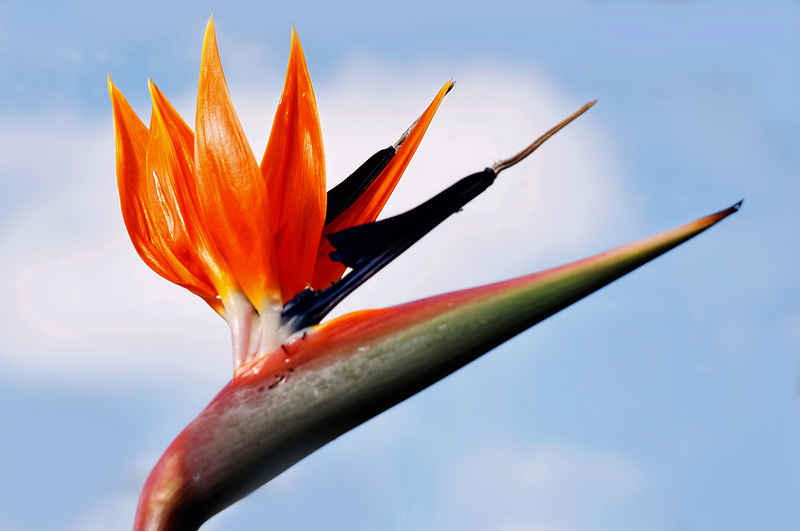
top-left (437, 323), bottom-right (448, 331)
top-left (357, 346), bottom-right (369, 353)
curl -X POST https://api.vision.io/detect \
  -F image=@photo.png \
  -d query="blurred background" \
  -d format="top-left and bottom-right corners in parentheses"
top-left (0, 1), bottom-right (797, 529)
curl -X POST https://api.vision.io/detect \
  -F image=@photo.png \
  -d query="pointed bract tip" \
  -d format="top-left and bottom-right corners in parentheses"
top-left (713, 199), bottom-right (744, 219)
top-left (680, 200), bottom-right (742, 237)
top-left (713, 199), bottom-right (743, 221)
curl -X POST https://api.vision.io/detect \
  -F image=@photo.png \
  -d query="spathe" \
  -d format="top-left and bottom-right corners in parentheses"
top-left (135, 200), bottom-right (740, 529)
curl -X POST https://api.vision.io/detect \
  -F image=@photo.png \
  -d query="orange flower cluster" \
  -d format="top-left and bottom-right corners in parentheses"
top-left (110, 18), bottom-right (450, 369)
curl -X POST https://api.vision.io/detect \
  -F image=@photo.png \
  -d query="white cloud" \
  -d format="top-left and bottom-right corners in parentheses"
top-left (0, 61), bottom-right (631, 385)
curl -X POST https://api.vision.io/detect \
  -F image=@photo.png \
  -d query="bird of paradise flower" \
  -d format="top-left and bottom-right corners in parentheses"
top-left (109, 17), bottom-right (739, 531)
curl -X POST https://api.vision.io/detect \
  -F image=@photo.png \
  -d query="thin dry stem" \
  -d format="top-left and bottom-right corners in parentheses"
top-left (491, 100), bottom-right (596, 174)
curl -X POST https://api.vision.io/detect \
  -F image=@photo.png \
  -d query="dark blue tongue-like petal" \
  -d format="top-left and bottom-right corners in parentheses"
top-left (329, 169), bottom-right (496, 268)
top-left (283, 168), bottom-right (497, 331)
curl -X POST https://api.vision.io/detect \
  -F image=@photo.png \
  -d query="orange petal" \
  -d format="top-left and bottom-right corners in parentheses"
top-left (194, 18), bottom-right (279, 308)
top-left (110, 77), bottom-right (158, 269)
top-left (260, 28), bottom-right (326, 302)
top-left (147, 81), bottom-right (236, 307)
top-left (311, 80), bottom-right (453, 289)
top-left (110, 77), bottom-right (223, 312)
top-left (109, 79), bottom-right (188, 287)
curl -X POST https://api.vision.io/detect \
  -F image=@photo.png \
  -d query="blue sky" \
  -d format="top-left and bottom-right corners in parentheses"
top-left (0, 1), bottom-right (797, 529)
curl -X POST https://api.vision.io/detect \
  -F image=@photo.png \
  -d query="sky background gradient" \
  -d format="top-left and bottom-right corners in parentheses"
top-left (0, 1), bottom-right (798, 530)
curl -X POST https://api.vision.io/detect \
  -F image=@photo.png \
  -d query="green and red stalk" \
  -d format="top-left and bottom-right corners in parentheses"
top-left (134, 202), bottom-right (739, 530)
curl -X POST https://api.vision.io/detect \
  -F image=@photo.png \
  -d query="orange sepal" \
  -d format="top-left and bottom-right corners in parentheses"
top-left (147, 81), bottom-right (236, 311)
top-left (260, 28), bottom-right (326, 302)
top-left (311, 80), bottom-right (453, 289)
top-left (194, 17), bottom-right (279, 307)
top-left (110, 78), bottom-right (217, 304)
top-left (110, 78), bottom-right (161, 271)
